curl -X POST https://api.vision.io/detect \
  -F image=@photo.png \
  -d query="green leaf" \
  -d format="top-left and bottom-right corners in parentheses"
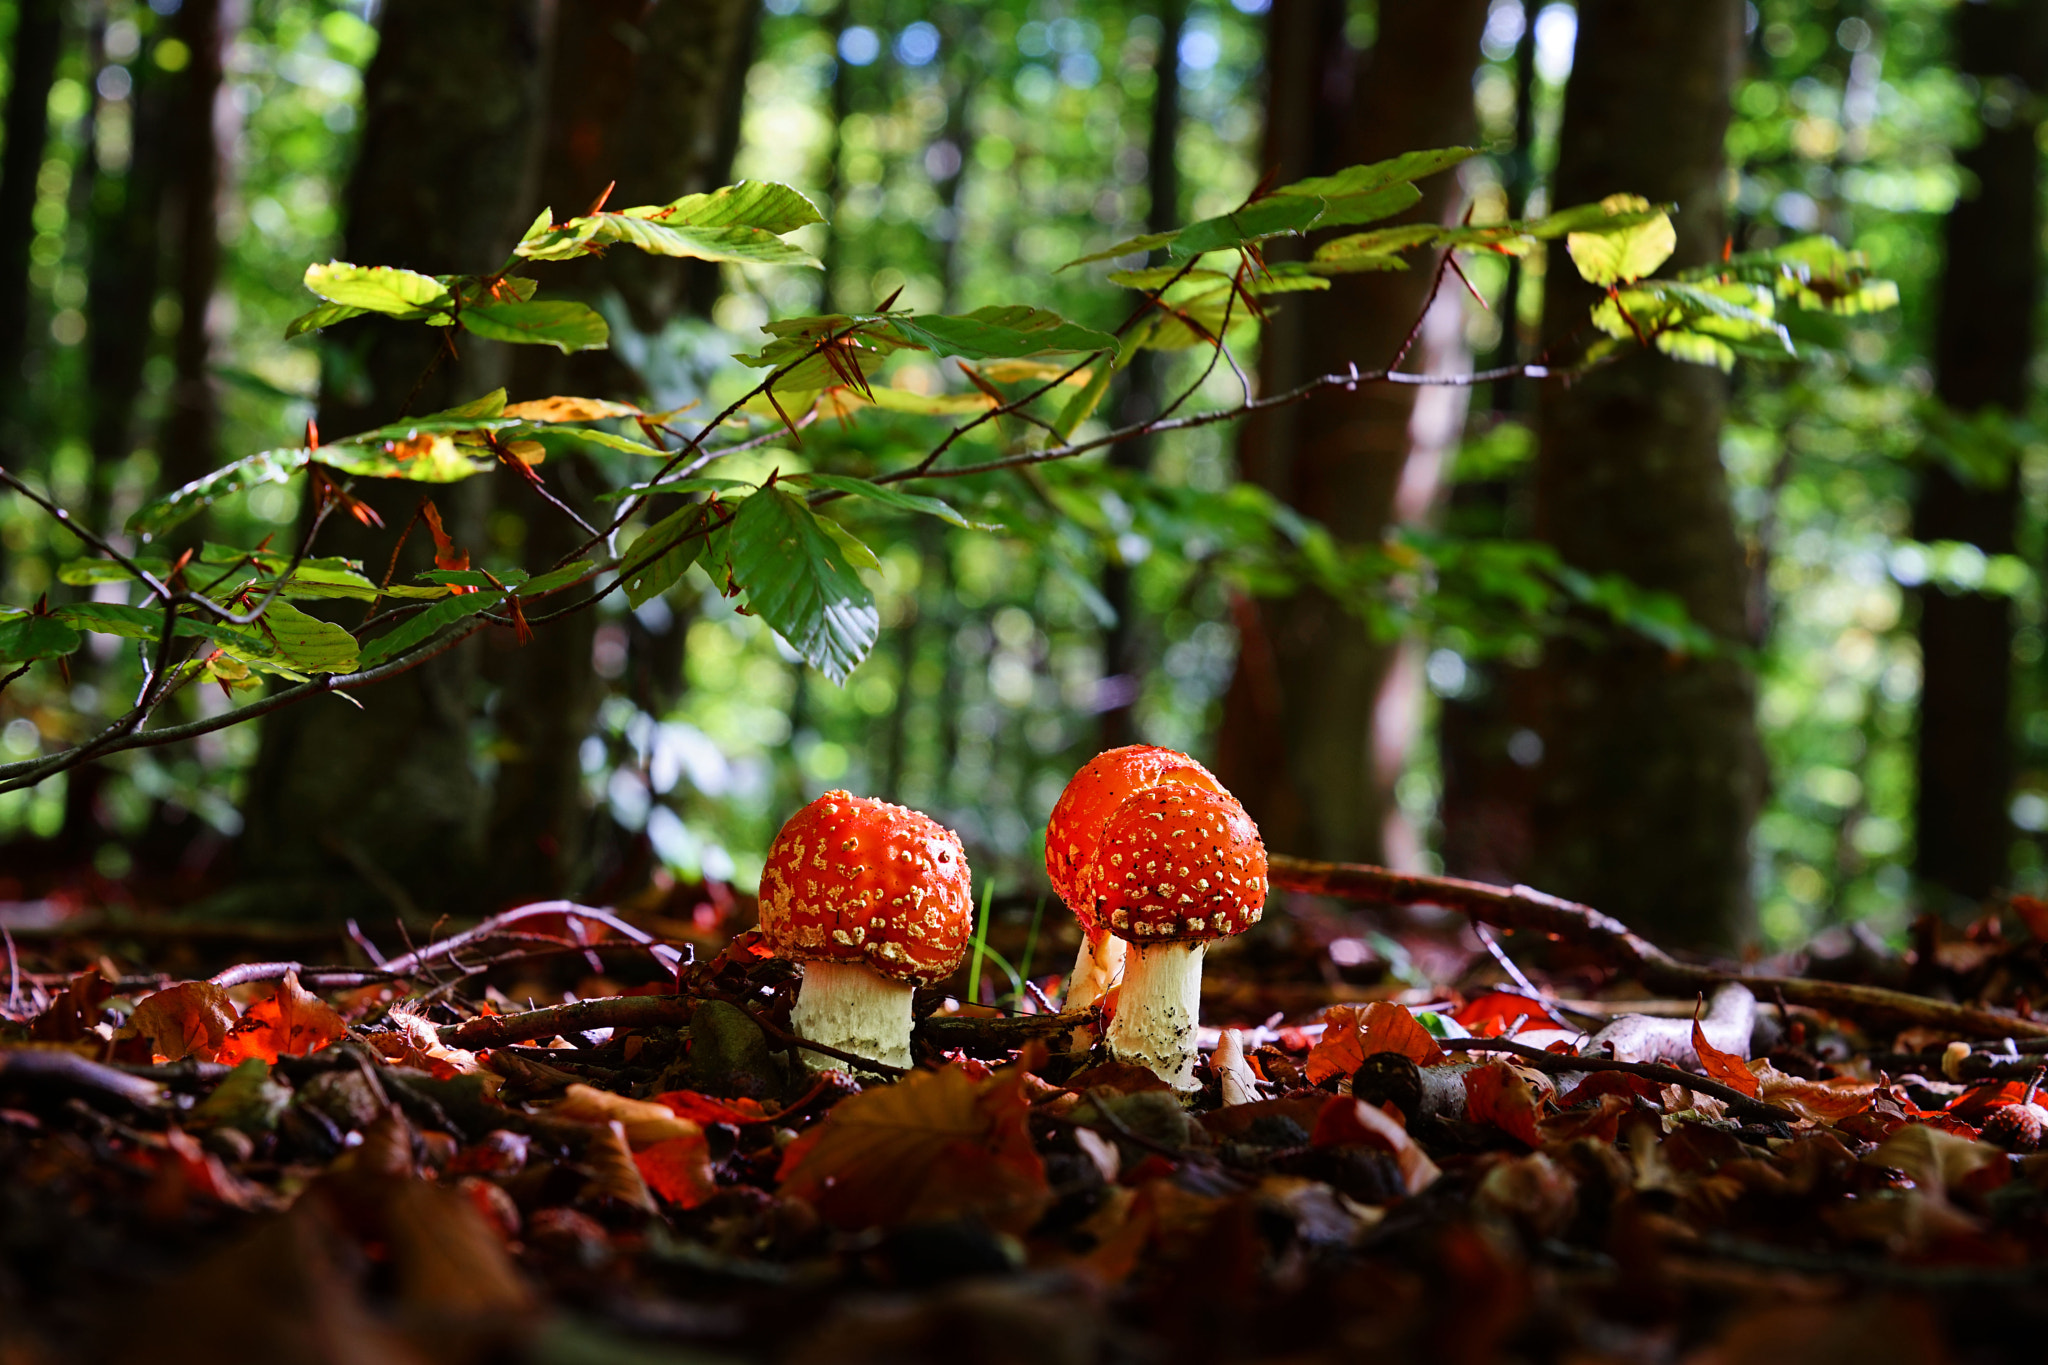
top-left (1169, 195), bottom-right (1329, 258)
top-left (885, 305), bottom-right (1118, 360)
top-left (428, 389), bottom-right (510, 421)
top-left (356, 594), bottom-right (498, 669)
top-left (285, 301), bottom-right (369, 339)
top-left (1567, 203), bottom-right (1678, 286)
top-left (319, 435), bottom-right (496, 483)
top-left (418, 568), bottom-right (526, 589)
top-left (128, 448), bottom-right (311, 538)
top-left (1276, 147), bottom-right (1479, 201)
top-left (621, 505), bottom-right (716, 608)
top-left (53, 602), bottom-right (270, 651)
top-left (461, 299), bottom-right (610, 352)
top-left (1058, 228), bottom-right (1181, 271)
top-left (655, 181), bottom-right (825, 234)
top-left (518, 560), bottom-right (595, 596)
top-left (537, 426), bottom-right (667, 459)
top-left (59, 556), bottom-right (173, 586)
top-left (727, 488), bottom-right (878, 683)
top-left (799, 474), bottom-right (992, 531)
top-left (0, 614), bottom-right (82, 661)
top-left (302, 262), bottom-right (451, 318)
top-left (244, 599), bottom-right (359, 674)
top-left (818, 515), bottom-right (882, 574)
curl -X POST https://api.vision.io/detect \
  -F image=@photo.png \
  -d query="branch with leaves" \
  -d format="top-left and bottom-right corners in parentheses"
top-left (0, 152), bottom-right (1895, 789)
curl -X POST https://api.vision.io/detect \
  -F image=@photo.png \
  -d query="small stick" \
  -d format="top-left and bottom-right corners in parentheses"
top-left (1438, 1035), bottom-right (1798, 1125)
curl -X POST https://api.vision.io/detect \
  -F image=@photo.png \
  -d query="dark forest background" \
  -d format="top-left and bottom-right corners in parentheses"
top-left (0, 0), bottom-right (2037, 962)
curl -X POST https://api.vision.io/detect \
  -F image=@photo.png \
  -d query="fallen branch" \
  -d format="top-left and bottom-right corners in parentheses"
top-left (917, 1007), bottom-right (1095, 1055)
top-left (1268, 855), bottom-right (2048, 1042)
top-left (437, 991), bottom-right (695, 1049)
top-left (1437, 1035), bottom-right (1800, 1125)
top-left (0, 1048), bottom-right (166, 1108)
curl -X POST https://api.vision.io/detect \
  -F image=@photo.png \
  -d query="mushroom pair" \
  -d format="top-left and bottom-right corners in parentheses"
top-left (1046, 745), bottom-right (1268, 1088)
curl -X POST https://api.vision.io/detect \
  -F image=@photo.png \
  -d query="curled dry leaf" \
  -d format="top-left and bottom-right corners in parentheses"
top-left (1304, 1001), bottom-right (1446, 1085)
top-left (119, 981), bottom-right (238, 1062)
top-left (551, 1082), bottom-right (704, 1149)
top-left (776, 1060), bottom-right (1049, 1234)
top-left (218, 970), bottom-right (347, 1064)
top-left (1690, 1010), bottom-right (1760, 1098)
top-left (1750, 1060), bottom-right (1877, 1123)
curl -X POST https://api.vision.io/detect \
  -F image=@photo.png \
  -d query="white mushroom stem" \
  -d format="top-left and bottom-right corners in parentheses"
top-left (1214, 1028), bottom-right (1262, 1107)
top-left (788, 960), bottom-right (916, 1071)
top-left (1105, 940), bottom-right (1207, 1090)
top-left (1062, 928), bottom-right (1125, 1012)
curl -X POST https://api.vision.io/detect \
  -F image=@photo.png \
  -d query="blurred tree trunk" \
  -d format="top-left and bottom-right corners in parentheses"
top-left (1218, 0), bottom-right (1486, 863)
top-left (1099, 0), bottom-right (1184, 750)
top-left (1911, 0), bottom-right (2047, 910)
top-left (1438, 1), bottom-right (1541, 884)
top-left (0, 0), bottom-right (61, 432)
top-left (156, 0), bottom-right (243, 502)
top-left (485, 0), bottom-right (761, 903)
top-left (238, 0), bottom-right (557, 921)
top-left (1526, 0), bottom-right (1755, 950)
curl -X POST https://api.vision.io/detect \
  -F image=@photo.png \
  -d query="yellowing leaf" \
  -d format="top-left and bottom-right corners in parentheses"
top-left (550, 1082), bottom-right (704, 1149)
top-left (501, 396), bottom-right (645, 422)
top-left (1567, 199), bottom-right (1677, 286)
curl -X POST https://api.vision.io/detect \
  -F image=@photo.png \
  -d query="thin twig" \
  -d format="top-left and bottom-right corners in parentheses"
top-left (1437, 1035), bottom-right (1800, 1125)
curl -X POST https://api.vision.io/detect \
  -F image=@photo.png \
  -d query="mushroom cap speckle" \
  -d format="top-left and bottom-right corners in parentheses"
top-left (758, 791), bottom-right (974, 986)
top-left (1045, 745), bottom-right (1224, 927)
top-left (1084, 785), bottom-right (1266, 946)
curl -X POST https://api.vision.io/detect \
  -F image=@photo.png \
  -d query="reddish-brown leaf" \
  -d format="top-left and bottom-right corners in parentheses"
top-left (1304, 1002), bottom-right (1446, 1085)
top-left (652, 1090), bottom-right (772, 1125)
top-left (776, 1061), bottom-right (1049, 1233)
top-left (120, 981), bottom-right (237, 1062)
top-left (635, 1133), bottom-right (719, 1209)
top-left (1453, 992), bottom-right (1550, 1039)
top-left (1464, 1061), bottom-right (1546, 1147)
top-left (1691, 1009), bottom-right (1760, 1098)
top-left (218, 971), bottom-right (347, 1064)
top-left (2012, 893), bottom-right (2048, 942)
top-left (1308, 1096), bottom-right (1440, 1194)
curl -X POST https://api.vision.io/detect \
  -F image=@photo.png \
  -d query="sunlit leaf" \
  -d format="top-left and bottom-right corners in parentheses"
top-left (302, 261), bottom-right (451, 317)
top-left (461, 298), bottom-right (609, 352)
top-left (356, 592), bottom-right (500, 669)
top-left (1567, 197), bottom-right (1678, 285)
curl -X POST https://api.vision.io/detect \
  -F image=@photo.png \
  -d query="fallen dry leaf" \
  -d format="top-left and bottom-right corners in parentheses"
top-left (635, 1133), bottom-right (719, 1209)
top-left (119, 981), bottom-right (237, 1062)
top-left (1304, 1001), bottom-right (1446, 1085)
top-left (777, 1060), bottom-right (1049, 1233)
top-left (1309, 1096), bottom-right (1440, 1195)
top-left (1464, 1061), bottom-right (1548, 1147)
top-left (551, 1082), bottom-right (704, 1148)
top-left (1690, 1010), bottom-right (1759, 1098)
top-left (217, 971), bottom-right (347, 1064)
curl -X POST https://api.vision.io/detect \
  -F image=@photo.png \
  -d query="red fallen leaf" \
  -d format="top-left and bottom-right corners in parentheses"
top-left (1304, 1002), bottom-right (1446, 1085)
top-left (1749, 1061), bottom-right (1876, 1123)
top-left (1538, 1091), bottom-right (1634, 1145)
top-left (1559, 1069), bottom-right (1664, 1108)
top-left (28, 969), bottom-right (111, 1043)
top-left (119, 981), bottom-right (238, 1062)
top-left (635, 1132), bottom-right (719, 1209)
top-left (776, 1060), bottom-right (1049, 1234)
top-left (2012, 894), bottom-right (2048, 941)
top-left (218, 971), bottom-right (347, 1065)
top-left (1464, 1061), bottom-right (1546, 1147)
top-left (653, 1090), bottom-right (772, 1126)
top-left (1949, 1079), bottom-right (2034, 1125)
top-left (1455, 992), bottom-right (1551, 1039)
top-left (1691, 1006), bottom-right (1759, 1098)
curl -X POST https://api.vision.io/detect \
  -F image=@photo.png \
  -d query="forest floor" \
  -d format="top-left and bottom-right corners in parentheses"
top-left (4, 862), bottom-right (2048, 1364)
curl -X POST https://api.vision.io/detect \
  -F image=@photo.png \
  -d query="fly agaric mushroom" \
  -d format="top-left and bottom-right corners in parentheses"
top-left (758, 791), bottom-right (974, 1071)
top-left (1044, 745), bottom-right (1225, 1010)
top-left (1086, 784), bottom-right (1266, 1089)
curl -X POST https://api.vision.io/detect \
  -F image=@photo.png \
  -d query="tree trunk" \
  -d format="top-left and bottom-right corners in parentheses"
top-left (0, 0), bottom-right (61, 426)
top-left (156, 0), bottom-right (242, 504)
top-left (1099, 0), bottom-right (1185, 751)
top-left (237, 0), bottom-right (557, 922)
top-left (1217, 0), bottom-right (1487, 863)
top-left (1526, 0), bottom-right (1756, 951)
top-left (1910, 0), bottom-right (2047, 911)
top-left (485, 0), bottom-right (761, 904)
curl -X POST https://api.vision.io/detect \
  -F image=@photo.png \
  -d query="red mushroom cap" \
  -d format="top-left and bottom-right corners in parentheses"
top-left (758, 791), bottom-right (974, 986)
top-left (1044, 745), bottom-right (1224, 924)
top-left (1084, 785), bottom-right (1266, 945)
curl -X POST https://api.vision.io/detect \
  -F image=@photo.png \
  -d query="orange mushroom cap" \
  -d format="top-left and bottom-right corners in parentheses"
top-left (758, 791), bottom-right (974, 986)
top-left (1084, 785), bottom-right (1267, 945)
top-left (1044, 745), bottom-right (1224, 926)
